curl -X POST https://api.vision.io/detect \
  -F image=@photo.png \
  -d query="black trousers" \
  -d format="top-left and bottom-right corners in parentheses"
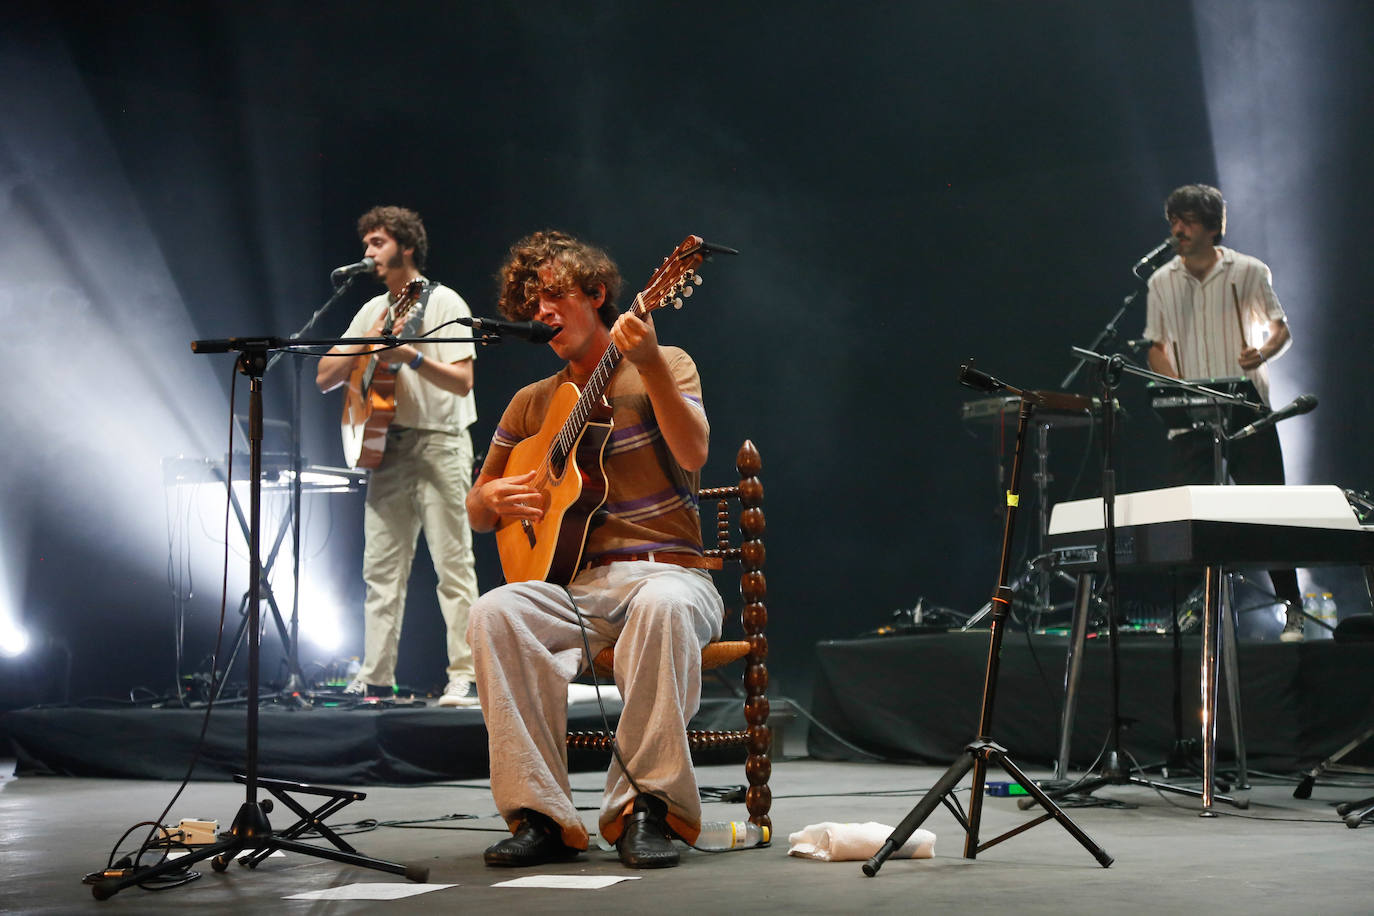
top-left (1166, 425), bottom-right (1302, 607)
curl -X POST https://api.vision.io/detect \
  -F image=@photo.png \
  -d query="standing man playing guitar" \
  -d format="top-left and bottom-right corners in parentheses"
top-left (315, 206), bottom-right (481, 706)
top-left (466, 230), bottom-right (724, 869)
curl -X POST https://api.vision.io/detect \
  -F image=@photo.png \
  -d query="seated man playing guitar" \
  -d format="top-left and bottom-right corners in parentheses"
top-left (466, 230), bottom-right (723, 869)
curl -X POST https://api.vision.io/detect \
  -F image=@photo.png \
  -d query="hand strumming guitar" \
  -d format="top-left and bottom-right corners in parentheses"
top-left (468, 469), bottom-right (548, 533)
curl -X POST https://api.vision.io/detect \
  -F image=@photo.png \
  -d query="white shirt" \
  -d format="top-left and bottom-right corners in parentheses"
top-left (1143, 246), bottom-right (1287, 405)
top-left (343, 282), bottom-right (477, 434)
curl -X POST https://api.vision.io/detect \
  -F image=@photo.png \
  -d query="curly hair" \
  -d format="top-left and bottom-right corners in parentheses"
top-left (1165, 184), bottom-right (1226, 242)
top-left (496, 230), bottom-right (622, 327)
top-left (356, 205), bottom-right (429, 270)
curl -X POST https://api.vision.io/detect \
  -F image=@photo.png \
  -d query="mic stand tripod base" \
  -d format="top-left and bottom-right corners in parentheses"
top-left (92, 786), bottom-right (429, 899)
top-left (862, 737), bottom-right (1114, 876)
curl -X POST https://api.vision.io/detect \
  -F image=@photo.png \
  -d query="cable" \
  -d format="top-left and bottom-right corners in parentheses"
top-left (764, 693), bottom-right (931, 765)
top-left (559, 583), bottom-right (647, 802)
top-left (86, 361), bottom-right (241, 890)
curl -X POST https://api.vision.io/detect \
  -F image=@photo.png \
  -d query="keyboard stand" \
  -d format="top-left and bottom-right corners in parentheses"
top-left (1057, 565), bottom-right (1248, 812)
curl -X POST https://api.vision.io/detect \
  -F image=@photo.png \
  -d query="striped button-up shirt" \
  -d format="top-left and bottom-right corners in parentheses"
top-left (1143, 246), bottom-right (1287, 406)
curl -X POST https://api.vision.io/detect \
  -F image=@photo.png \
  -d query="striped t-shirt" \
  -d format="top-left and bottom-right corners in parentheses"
top-left (482, 346), bottom-right (707, 560)
top-left (1143, 246), bottom-right (1287, 405)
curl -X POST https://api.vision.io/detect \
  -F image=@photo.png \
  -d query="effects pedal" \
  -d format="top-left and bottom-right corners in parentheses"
top-left (176, 818), bottom-right (220, 845)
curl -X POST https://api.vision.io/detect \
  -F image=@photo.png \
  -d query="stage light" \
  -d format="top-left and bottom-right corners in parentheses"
top-left (266, 566), bottom-right (348, 654)
top-left (1192, 0), bottom-right (1352, 485)
top-left (0, 617), bottom-right (29, 658)
top-left (299, 601), bottom-right (345, 654)
top-left (1, 31), bottom-right (235, 678)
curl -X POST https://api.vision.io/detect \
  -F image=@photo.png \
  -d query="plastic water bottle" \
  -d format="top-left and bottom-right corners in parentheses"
top-left (1316, 592), bottom-right (1338, 638)
top-left (695, 820), bottom-right (769, 850)
top-left (1288, 593), bottom-right (1315, 642)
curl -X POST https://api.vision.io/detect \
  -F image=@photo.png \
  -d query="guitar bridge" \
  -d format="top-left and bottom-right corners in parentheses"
top-left (520, 519), bottom-right (536, 548)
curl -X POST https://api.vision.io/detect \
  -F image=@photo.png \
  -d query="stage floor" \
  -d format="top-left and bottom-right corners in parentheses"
top-left (4, 753), bottom-right (1372, 913)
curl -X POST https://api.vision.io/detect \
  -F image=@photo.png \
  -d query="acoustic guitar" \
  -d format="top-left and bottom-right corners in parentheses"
top-left (495, 235), bottom-right (726, 584)
top-left (340, 278), bottom-right (427, 469)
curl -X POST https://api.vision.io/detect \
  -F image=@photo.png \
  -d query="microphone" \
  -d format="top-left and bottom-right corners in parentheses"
top-left (958, 362), bottom-right (1006, 393)
top-left (1132, 238), bottom-right (1177, 278)
top-left (457, 316), bottom-right (561, 343)
top-left (1229, 394), bottom-right (1318, 441)
top-left (330, 256), bottom-right (376, 285)
top-left (1123, 337), bottom-right (1154, 350)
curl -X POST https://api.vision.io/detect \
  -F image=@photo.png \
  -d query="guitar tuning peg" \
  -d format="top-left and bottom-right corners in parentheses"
top-left (681, 286), bottom-right (693, 297)
top-left (692, 275), bottom-right (703, 286)
top-left (672, 297), bottom-right (683, 309)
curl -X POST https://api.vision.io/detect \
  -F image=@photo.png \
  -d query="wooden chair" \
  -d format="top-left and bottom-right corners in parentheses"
top-left (566, 439), bottom-right (772, 836)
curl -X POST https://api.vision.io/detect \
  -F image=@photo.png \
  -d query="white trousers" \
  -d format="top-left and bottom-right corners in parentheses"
top-left (467, 561), bottom-right (723, 849)
top-left (359, 428), bottom-right (477, 686)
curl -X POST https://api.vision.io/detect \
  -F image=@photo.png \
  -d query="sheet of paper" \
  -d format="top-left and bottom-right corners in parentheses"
top-left (285, 883), bottom-right (456, 900)
top-left (492, 874), bottom-right (642, 889)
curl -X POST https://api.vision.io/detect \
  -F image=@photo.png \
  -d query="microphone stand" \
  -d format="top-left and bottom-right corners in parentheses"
top-left (1060, 289), bottom-right (1141, 391)
top-left (206, 314), bottom-right (504, 709)
top-left (862, 364), bottom-right (1112, 877)
top-left (254, 274), bottom-right (367, 707)
top-left (93, 337), bottom-right (434, 900)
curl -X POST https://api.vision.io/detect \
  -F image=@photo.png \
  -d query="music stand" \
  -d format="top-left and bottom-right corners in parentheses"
top-left (861, 363), bottom-right (1112, 877)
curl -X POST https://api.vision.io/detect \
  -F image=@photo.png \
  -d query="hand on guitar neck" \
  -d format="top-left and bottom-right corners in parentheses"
top-left (610, 311), bottom-right (709, 473)
top-left (369, 308), bottom-right (420, 368)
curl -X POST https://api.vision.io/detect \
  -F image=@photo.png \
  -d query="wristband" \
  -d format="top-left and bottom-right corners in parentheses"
top-left (407, 351), bottom-right (425, 370)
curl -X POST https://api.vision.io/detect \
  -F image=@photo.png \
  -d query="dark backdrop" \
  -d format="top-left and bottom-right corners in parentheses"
top-left (2, 1), bottom-right (1371, 708)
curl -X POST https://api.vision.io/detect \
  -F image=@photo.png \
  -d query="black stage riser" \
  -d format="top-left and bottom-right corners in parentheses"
top-left (3, 700), bottom-right (747, 784)
top-left (808, 631), bottom-right (1374, 771)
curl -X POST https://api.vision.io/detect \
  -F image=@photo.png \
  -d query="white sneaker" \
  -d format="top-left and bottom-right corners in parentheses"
top-left (437, 677), bottom-right (479, 707)
top-left (343, 677), bottom-right (367, 696)
top-left (567, 683), bottom-right (621, 706)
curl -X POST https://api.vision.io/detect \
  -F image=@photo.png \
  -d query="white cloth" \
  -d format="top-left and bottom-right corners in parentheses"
top-left (787, 822), bottom-right (936, 862)
top-left (1143, 246), bottom-right (1288, 406)
top-left (467, 561), bottom-right (723, 850)
top-left (343, 282), bottom-right (478, 433)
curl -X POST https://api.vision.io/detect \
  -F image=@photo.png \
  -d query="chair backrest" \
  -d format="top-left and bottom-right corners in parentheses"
top-left (698, 439), bottom-right (772, 834)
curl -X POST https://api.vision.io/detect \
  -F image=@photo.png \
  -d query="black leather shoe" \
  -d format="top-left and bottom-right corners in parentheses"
top-left (483, 809), bottom-right (581, 867)
top-left (616, 794), bottom-right (680, 869)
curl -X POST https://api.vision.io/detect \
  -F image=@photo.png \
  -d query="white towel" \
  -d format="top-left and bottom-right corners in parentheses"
top-left (787, 821), bottom-right (936, 862)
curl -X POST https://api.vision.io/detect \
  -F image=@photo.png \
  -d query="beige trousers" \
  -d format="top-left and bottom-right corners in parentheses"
top-left (359, 428), bottom-right (477, 686)
top-left (467, 562), bottom-right (723, 849)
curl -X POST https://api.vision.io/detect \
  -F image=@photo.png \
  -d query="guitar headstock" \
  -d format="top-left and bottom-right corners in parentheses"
top-left (398, 278), bottom-right (426, 308)
top-left (633, 235), bottom-right (737, 318)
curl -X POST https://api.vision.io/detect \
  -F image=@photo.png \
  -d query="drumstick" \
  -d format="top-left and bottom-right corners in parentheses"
top-left (1231, 283), bottom-right (1247, 345)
